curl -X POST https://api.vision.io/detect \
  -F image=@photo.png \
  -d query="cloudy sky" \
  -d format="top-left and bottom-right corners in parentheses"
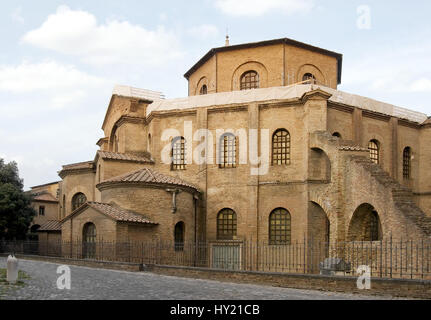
top-left (1, 0), bottom-right (430, 190)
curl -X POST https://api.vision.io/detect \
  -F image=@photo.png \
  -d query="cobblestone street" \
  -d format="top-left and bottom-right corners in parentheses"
top-left (0, 257), bottom-right (405, 300)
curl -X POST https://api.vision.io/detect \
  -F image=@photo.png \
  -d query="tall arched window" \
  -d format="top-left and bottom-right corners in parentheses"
top-left (403, 147), bottom-right (411, 179)
top-left (302, 73), bottom-right (316, 84)
top-left (72, 192), bottom-right (87, 211)
top-left (171, 136), bottom-right (186, 170)
top-left (272, 129), bottom-right (291, 165)
top-left (200, 85), bottom-right (207, 95)
top-left (368, 140), bottom-right (380, 164)
top-left (240, 71), bottom-right (259, 90)
top-left (83, 222), bottom-right (96, 259)
top-left (269, 208), bottom-right (291, 245)
top-left (174, 222), bottom-right (185, 251)
top-left (370, 211), bottom-right (380, 241)
top-left (219, 133), bottom-right (236, 168)
top-left (217, 208), bottom-right (237, 240)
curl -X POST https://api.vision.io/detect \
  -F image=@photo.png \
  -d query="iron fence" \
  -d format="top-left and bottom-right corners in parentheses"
top-left (1, 238), bottom-right (431, 280)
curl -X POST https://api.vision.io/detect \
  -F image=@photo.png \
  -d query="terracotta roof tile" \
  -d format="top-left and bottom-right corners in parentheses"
top-left (32, 192), bottom-right (58, 202)
top-left (99, 168), bottom-right (199, 192)
top-left (87, 202), bottom-right (157, 224)
top-left (38, 220), bottom-right (62, 232)
top-left (61, 161), bottom-right (94, 170)
top-left (97, 151), bottom-right (153, 163)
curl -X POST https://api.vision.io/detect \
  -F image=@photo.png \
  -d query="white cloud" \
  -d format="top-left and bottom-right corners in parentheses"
top-left (187, 24), bottom-right (219, 39)
top-left (342, 42), bottom-right (431, 95)
top-left (0, 60), bottom-right (106, 94)
top-left (21, 5), bottom-right (183, 66)
top-left (214, 0), bottom-right (314, 16)
top-left (409, 78), bottom-right (431, 92)
top-left (11, 7), bottom-right (24, 24)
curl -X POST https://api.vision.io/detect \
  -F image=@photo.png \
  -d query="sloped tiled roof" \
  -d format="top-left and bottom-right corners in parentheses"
top-left (97, 151), bottom-right (154, 164)
top-left (98, 168), bottom-right (200, 192)
top-left (58, 161), bottom-right (95, 178)
top-left (32, 192), bottom-right (58, 203)
top-left (87, 202), bottom-right (157, 224)
top-left (38, 220), bottom-right (62, 232)
top-left (61, 161), bottom-right (94, 170)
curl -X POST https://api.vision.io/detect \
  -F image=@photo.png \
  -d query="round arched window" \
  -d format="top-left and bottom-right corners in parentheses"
top-left (240, 71), bottom-right (259, 90)
top-left (302, 73), bottom-right (316, 84)
top-left (72, 192), bottom-right (87, 211)
top-left (368, 140), bottom-right (380, 164)
top-left (200, 85), bottom-right (208, 95)
top-left (217, 208), bottom-right (237, 240)
top-left (269, 208), bottom-right (291, 245)
top-left (174, 222), bottom-right (185, 251)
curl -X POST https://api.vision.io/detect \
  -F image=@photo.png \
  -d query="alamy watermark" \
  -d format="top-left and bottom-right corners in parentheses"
top-left (356, 265), bottom-right (371, 290)
top-left (160, 122), bottom-right (272, 175)
top-left (56, 265), bottom-right (71, 290)
top-left (357, 5), bottom-right (372, 30)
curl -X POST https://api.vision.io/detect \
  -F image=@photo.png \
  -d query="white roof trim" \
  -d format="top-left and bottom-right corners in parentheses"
top-left (113, 85), bottom-right (165, 101)
top-left (145, 84), bottom-right (428, 124)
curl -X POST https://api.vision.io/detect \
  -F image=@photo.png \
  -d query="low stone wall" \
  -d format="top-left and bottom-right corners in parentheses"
top-left (147, 264), bottom-right (431, 299)
top-left (0, 254), bottom-right (142, 272)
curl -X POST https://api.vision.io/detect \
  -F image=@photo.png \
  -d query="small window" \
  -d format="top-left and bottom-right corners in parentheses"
top-left (368, 140), bottom-right (380, 164)
top-left (240, 71), bottom-right (259, 90)
top-left (219, 133), bottom-right (236, 168)
top-left (369, 211), bottom-right (381, 241)
top-left (72, 192), bottom-right (87, 211)
top-left (272, 129), bottom-right (291, 165)
top-left (200, 85), bottom-right (207, 95)
top-left (302, 73), bottom-right (316, 84)
top-left (171, 137), bottom-right (186, 171)
top-left (39, 206), bottom-right (45, 216)
top-left (403, 147), bottom-right (411, 179)
top-left (269, 208), bottom-right (291, 245)
top-left (332, 132), bottom-right (342, 138)
top-left (174, 222), bottom-right (185, 251)
top-left (217, 208), bottom-right (237, 240)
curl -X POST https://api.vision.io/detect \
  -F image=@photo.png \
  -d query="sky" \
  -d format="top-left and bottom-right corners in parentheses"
top-left (0, 0), bottom-right (430, 190)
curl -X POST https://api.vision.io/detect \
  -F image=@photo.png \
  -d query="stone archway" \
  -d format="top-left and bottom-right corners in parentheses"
top-left (348, 203), bottom-right (383, 241)
top-left (308, 201), bottom-right (331, 272)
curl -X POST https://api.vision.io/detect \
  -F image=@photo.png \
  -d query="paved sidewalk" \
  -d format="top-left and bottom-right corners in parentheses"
top-left (0, 257), bottom-right (405, 300)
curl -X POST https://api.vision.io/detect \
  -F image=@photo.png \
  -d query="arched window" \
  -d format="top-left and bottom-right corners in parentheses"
top-left (403, 147), bottom-right (411, 179)
top-left (370, 211), bottom-right (380, 241)
top-left (269, 208), bottom-right (291, 245)
top-left (83, 222), bottom-right (96, 259)
top-left (174, 222), bottom-right (185, 251)
top-left (240, 71), bottom-right (259, 90)
top-left (171, 136), bottom-right (186, 170)
top-left (368, 140), bottom-right (380, 164)
top-left (217, 208), bottom-right (237, 240)
top-left (302, 73), bottom-right (316, 84)
top-left (148, 133), bottom-right (152, 151)
top-left (72, 192), bottom-right (87, 211)
top-left (219, 133), bottom-right (236, 168)
top-left (200, 85), bottom-right (207, 95)
top-left (332, 132), bottom-right (342, 138)
top-left (272, 129), bottom-right (291, 165)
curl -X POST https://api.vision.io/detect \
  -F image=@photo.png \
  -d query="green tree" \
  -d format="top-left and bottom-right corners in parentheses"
top-left (0, 159), bottom-right (36, 240)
